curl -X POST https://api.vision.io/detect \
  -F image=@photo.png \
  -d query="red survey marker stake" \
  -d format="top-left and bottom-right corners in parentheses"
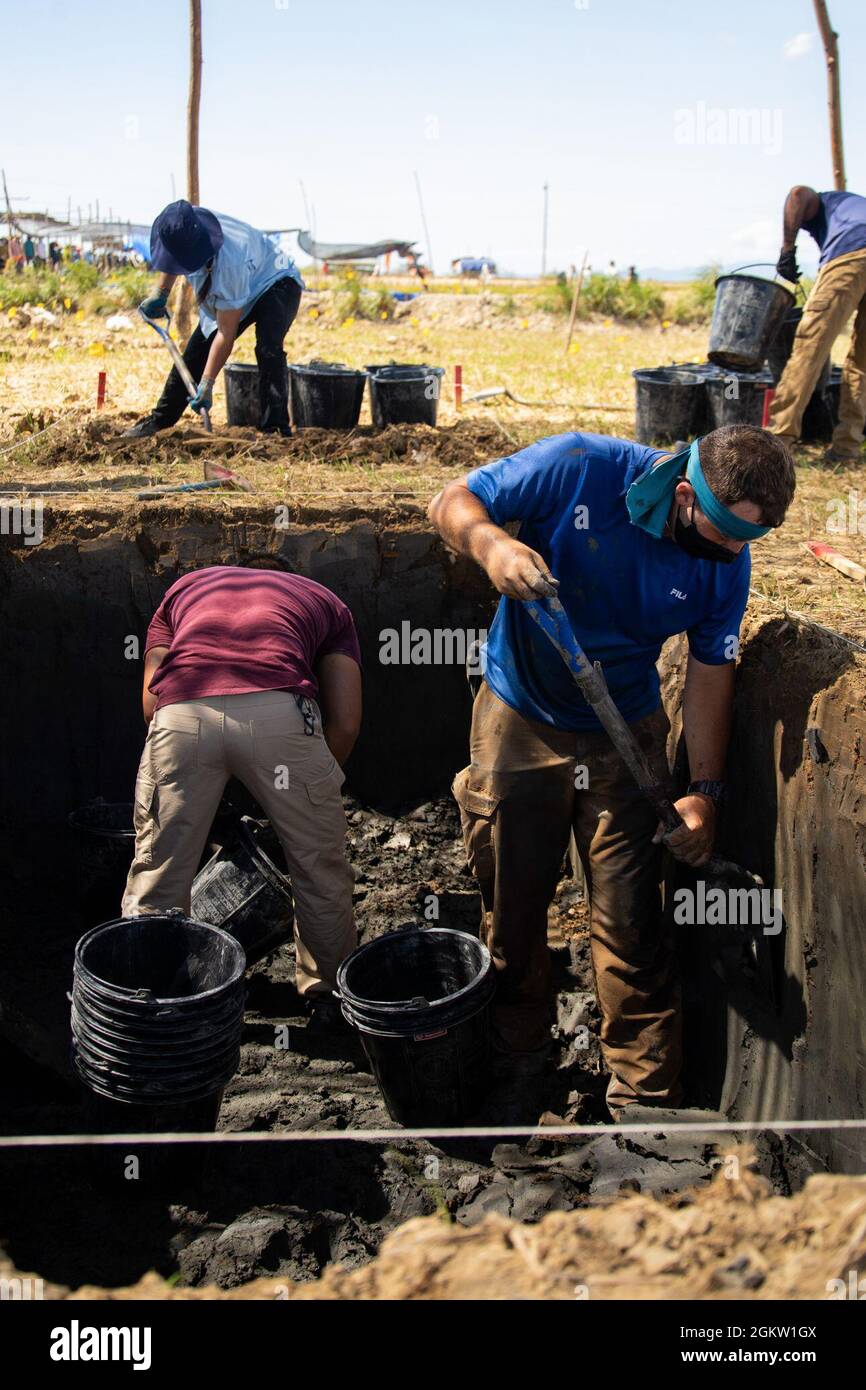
top-left (96, 371), bottom-right (107, 409)
top-left (454, 364), bottom-right (463, 410)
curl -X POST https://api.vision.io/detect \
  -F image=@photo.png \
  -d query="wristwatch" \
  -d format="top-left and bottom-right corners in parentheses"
top-left (687, 779), bottom-right (726, 808)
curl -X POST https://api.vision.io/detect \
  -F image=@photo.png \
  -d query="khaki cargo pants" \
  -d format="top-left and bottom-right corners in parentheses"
top-left (122, 690), bottom-right (356, 995)
top-left (453, 682), bottom-right (682, 1114)
top-left (769, 245), bottom-right (866, 455)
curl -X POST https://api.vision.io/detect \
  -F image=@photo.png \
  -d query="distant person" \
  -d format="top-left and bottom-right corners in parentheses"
top-left (628, 265), bottom-right (638, 284)
top-left (49, 241), bottom-right (61, 270)
top-left (123, 200), bottom-right (305, 438)
top-left (23, 235), bottom-right (34, 267)
top-left (122, 556), bottom-right (362, 1020)
top-left (9, 235), bottom-right (23, 273)
top-left (769, 185), bottom-right (866, 463)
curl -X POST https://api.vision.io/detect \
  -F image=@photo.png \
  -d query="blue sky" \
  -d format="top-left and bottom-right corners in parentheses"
top-left (5, 0), bottom-right (865, 275)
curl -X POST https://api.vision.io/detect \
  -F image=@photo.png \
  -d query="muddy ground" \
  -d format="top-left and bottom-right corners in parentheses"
top-left (0, 792), bottom-right (736, 1294)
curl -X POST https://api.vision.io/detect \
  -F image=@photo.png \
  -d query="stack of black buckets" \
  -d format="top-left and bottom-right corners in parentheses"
top-left (634, 270), bottom-right (840, 446)
top-left (224, 360), bottom-right (446, 431)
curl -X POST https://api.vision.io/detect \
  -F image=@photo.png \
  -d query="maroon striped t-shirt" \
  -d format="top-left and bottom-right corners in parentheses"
top-left (145, 566), bottom-right (361, 711)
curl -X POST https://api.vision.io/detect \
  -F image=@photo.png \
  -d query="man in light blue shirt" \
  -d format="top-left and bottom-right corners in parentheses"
top-left (124, 201), bottom-right (305, 438)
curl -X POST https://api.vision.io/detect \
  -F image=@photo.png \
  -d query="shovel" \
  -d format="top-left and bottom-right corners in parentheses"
top-left (524, 593), bottom-right (763, 895)
top-left (139, 307), bottom-right (212, 433)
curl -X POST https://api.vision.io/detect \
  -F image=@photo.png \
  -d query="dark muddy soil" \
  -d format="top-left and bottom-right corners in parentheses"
top-left (0, 795), bottom-right (728, 1294)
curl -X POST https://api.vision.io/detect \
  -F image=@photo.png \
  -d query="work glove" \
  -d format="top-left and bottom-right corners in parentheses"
top-left (140, 291), bottom-right (169, 320)
top-left (775, 248), bottom-right (800, 284)
top-left (189, 377), bottom-right (214, 416)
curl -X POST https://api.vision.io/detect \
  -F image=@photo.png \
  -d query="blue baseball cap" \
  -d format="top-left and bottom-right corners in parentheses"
top-left (149, 200), bottom-right (224, 275)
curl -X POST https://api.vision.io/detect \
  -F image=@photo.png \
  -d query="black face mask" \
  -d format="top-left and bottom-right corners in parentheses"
top-left (673, 509), bottom-right (737, 564)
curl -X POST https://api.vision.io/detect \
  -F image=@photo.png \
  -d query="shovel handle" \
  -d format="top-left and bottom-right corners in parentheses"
top-left (139, 308), bottom-right (213, 434)
top-left (525, 595), bottom-right (763, 893)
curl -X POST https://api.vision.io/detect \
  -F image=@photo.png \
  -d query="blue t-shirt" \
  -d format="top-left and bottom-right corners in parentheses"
top-left (188, 213), bottom-right (304, 336)
top-left (466, 433), bottom-right (751, 732)
top-left (803, 191), bottom-right (866, 268)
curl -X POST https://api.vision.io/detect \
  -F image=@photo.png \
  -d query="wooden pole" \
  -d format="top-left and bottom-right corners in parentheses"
top-left (176, 0), bottom-right (203, 343)
top-left (812, 0), bottom-right (846, 190)
top-left (564, 251), bottom-right (589, 356)
top-left (413, 170), bottom-right (434, 277)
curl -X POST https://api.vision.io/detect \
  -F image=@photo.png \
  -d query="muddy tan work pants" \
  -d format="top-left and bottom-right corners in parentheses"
top-left (453, 682), bottom-right (682, 1114)
top-left (122, 690), bottom-right (356, 995)
top-left (769, 246), bottom-right (866, 455)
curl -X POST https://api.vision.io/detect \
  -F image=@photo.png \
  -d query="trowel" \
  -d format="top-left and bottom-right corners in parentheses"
top-left (525, 592), bottom-right (764, 897)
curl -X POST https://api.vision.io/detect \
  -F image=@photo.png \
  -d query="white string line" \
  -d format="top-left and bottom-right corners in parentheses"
top-left (1, 1118), bottom-right (865, 1148)
top-left (749, 587), bottom-right (866, 654)
top-left (0, 407), bottom-right (82, 458)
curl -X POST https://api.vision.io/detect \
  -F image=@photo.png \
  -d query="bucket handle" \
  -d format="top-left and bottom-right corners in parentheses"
top-left (724, 261), bottom-right (801, 291)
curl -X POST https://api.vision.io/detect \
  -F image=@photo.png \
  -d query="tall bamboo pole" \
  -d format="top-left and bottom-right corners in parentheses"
top-left (812, 0), bottom-right (846, 190)
top-left (176, 0), bottom-right (203, 343)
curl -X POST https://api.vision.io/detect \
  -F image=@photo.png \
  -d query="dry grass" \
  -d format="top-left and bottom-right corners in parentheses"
top-left (1, 287), bottom-right (863, 643)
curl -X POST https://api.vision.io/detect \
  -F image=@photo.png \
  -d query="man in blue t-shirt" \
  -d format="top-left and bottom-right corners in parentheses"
top-left (429, 425), bottom-right (795, 1117)
top-left (124, 201), bottom-right (305, 439)
top-left (770, 185), bottom-right (866, 462)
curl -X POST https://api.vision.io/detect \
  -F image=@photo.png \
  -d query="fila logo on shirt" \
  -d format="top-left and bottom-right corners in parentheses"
top-left (670, 588), bottom-right (688, 600)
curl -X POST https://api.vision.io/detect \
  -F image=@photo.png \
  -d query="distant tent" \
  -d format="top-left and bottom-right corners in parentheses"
top-left (296, 230), bottom-right (419, 263)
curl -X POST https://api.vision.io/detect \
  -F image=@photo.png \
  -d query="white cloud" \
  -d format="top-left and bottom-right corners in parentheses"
top-left (729, 219), bottom-right (778, 260)
top-left (783, 32), bottom-right (814, 60)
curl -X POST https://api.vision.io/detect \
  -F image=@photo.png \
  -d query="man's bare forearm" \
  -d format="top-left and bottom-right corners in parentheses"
top-left (428, 481), bottom-right (508, 563)
top-left (142, 645), bottom-right (169, 724)
top-left (682, 655), bottom-right (735, 780)
top-left (428, 479), bottom-right (558, 600)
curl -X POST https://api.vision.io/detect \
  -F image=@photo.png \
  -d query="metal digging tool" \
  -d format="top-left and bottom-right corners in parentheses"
top-left (525, 593), bottom-right (763, 895)
top-left (139, 307), bottom-right (212, 433)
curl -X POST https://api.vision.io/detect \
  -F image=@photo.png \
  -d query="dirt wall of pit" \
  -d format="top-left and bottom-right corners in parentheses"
top-left (1, 509), bottom-right (864, 1171)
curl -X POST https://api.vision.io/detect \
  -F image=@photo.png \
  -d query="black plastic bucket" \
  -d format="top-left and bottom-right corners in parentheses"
top-left (70, 797), bottom-right (241, 924)
top-left (337, 926), bottom-right (495, 1126)
top-left (191, 816), bottom-right (294, 967)
top-left (224, 362), bottom-right (289, 426)
top-left (289, 361), bottom-right (367, 429)
top-left (633, 367), bottom-right (703, 445)
top-left (766, 307), bottom-right (803, 383)
top-left (69, 801), bottom-right (136, 923)
top-left (708, 272), bottom-right (795, 371)
top-left (704, 369), bottom-right (774, 429)
top-left (802, 363), bottom-right (838, 443)
top-left (71, 910), bottom-right (245, 1113)
top-left (366, 364), bottom-right (445, 428)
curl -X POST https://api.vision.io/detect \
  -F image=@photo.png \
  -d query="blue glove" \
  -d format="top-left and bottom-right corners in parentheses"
top-left (140, 292), bottom-right (169, 319)
top-left (189, 377), bottom-right (214, 415)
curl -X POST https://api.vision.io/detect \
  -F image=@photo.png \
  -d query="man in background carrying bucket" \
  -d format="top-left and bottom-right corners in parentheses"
top-left (123, 200), bottom-right (304, 439)
top-left (769, 184), bottom-right (866, 463)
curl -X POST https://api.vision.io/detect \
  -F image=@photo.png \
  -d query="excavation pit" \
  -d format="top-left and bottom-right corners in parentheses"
top-left (0, 501), bottom-right (864, 1292)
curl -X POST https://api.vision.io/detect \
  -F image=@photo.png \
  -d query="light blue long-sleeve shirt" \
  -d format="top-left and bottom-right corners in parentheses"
top-left (187, 213), bottom-right (304, 336)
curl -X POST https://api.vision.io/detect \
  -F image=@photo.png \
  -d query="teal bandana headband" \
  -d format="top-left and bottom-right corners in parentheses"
top-left (626, 438), bottom-right (772, 542)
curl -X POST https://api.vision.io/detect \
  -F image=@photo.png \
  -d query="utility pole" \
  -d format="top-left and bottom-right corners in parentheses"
top-left (813, 0), bottom-right (846, 190)
top-left (413, 170), bottom-right (434, 276)
top-left (1, 169), bottom-right (14, 236)
top-left (541, 182), bottom-right (549, 278)
top-left (298, 179), bottom-right (311, 231)
top-left (177, 0), bottom-right (203, 343)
